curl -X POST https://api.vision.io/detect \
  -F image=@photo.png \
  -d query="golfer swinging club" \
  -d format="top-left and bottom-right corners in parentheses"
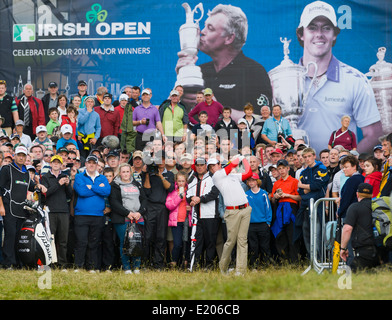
top-left (208, 154), bottom-right (252, 275)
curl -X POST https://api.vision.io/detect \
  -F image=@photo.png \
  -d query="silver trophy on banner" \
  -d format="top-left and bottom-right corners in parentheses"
top-left (268, 37), bottom-right (318, 144)
top-left (366, 47), bottom-right (392, 135)
top-left (175, 2), bottom-right (204, 88)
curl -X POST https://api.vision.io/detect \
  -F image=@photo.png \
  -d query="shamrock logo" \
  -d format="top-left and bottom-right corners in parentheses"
top-left (86, 3), bottom-right (108, 24)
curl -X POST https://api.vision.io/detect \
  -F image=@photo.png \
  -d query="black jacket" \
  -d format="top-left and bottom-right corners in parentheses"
top-left (109, 179), bottom-right (147, 224)
top-left (214, 118), bottom-right (238, 139)
top-left (41, 171), bottom-right (73, 213)
top-left (345, 198), bottom-right (375, 249)
top-left (144, 170), bottom-right (175, 204)
top-left (0, 94), bottom-right (17, 128)
top-left (41, 93), bottom-right (58, 123)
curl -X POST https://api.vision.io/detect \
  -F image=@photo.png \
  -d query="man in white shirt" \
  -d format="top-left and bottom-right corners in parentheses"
top-left (208, 154), bottom-right (252, 275)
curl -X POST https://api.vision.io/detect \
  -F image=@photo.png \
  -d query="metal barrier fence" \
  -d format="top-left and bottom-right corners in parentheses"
top-left (302, 198), bottom-right (346, 275)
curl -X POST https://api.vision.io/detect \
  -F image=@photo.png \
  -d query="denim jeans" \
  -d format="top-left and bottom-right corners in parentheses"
top-left (171, 222), bottom-right (184, 263)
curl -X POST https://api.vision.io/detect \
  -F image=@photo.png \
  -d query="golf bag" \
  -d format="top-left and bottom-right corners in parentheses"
top-left (372, 196), bottom-right (392, 249)
top-left (16, 195), bottom-right (53, 268)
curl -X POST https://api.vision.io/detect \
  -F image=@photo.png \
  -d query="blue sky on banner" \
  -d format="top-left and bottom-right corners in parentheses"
top-left (4, 0), bottom-right (391, 102)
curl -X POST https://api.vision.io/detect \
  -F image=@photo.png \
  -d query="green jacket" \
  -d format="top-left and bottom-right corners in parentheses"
top-left (121, 102), bottom-right (134, 133)
top-left (159, 101), bottom-right (189, 137)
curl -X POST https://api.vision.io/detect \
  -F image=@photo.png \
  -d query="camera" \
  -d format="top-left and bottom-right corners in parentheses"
top-left (144, 151), bottom-right (159, 175)
top-left (277, 132), bottom-right (284, 144)
top-left (147, 162), bottom-right (159, 175)
top-left (58, 171), bottom-right (70, 179)
top-left (32, 159), bottom-right (40, 167)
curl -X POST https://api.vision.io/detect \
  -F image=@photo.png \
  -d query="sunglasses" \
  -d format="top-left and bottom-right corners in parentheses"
top-left (68, 157), bottom-right (76, 160)
top-left (44, 154), bottom-right (54, 157)
top-left (0, 80), bottom-right (6, 85)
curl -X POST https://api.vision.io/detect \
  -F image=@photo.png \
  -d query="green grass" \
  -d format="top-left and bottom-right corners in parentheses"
top-left (0, 264), bottom-right (392, 300)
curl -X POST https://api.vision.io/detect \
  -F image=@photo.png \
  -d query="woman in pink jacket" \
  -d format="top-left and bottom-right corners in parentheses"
top-left (165, 171), bottom-right (190, 268)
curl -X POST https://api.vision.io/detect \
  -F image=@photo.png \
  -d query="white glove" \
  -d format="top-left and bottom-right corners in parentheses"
top-left (231, 154), bottom-right (244, 163)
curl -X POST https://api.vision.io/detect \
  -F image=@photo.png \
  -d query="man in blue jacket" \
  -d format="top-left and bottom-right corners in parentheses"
top-left (297, 147), bottom-right (329, 258)
top-left (73, 154), bottom-right (111, 272)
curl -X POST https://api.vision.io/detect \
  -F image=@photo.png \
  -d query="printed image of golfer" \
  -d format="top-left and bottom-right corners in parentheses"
top-left (176, 4), bottom-right (272, 121)
top-left (295, 1), bottom-right (382, 155)
top-left (208, 155), bottom-right (252, 275)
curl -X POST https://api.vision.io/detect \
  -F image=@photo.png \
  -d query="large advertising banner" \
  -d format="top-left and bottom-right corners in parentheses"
top-left (1, 0), bottom-right (391, 154)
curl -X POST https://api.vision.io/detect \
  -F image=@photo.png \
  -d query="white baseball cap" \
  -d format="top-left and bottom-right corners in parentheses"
top-left (298, 1), bottom-right (337, 28)
top-left (84, 95), bottom-right (96, 103)
top-left (180, 153), bottom-right (193, 162)
top-left (15, 145), bottom-right (28, 155)
top-left (207, 158), bottom-right (220, 166)
top-left (36, 125), bottom-right (47, 133)
top-left (170, 89), bottom-right (179, 97)
top-left (142, 89), bottom-right (151, 95)
top-left (61, 124), bottom-right (73, 134)
top-left (237, 118), bottom-right (247, 125)
top-left (119, 93), bottom-right (128, 101)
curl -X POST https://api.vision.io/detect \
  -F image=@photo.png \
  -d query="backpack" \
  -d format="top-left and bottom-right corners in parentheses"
top-left (372, 196), bottom-right (392, 249)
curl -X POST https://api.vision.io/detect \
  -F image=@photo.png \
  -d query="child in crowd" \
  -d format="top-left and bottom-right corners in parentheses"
top-left (269, 164), bottom-right (280, 183)
top-left (165, 170), bottom-right (190, 268)
top-left (10, 134), bottom-right (20, 148)
top-left (191, 110), bottom-right (214, 141)
top-left (3, 153), bottom-right (12, 166)
top-left (242, 103), bottom-right (257, 132)
top-left (61, 105), bottom-right (78, 141)
top-left (235, 118), bottom-right (255, 151)
top-left (56, 124), bottom-right (80, 158)
top-left (245, 173), bottom-right (272, 268)
top-left (46, 107), bottom-right (60, 138)
top-left (214, 107), bottom-right (238, 139)
top-left (32, 125), bottom-right (53, 151)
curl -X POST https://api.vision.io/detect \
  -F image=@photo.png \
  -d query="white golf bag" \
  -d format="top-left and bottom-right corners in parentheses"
top-left (17, 196), bottom-right (53, 268)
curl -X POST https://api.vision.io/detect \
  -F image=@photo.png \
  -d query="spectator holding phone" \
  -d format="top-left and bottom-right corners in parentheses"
top-left (41, 155), bottom-right (73, 268)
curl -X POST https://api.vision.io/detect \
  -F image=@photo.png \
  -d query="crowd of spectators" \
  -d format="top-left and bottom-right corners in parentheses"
top-left (0, 78), bottom-right (390, 273)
